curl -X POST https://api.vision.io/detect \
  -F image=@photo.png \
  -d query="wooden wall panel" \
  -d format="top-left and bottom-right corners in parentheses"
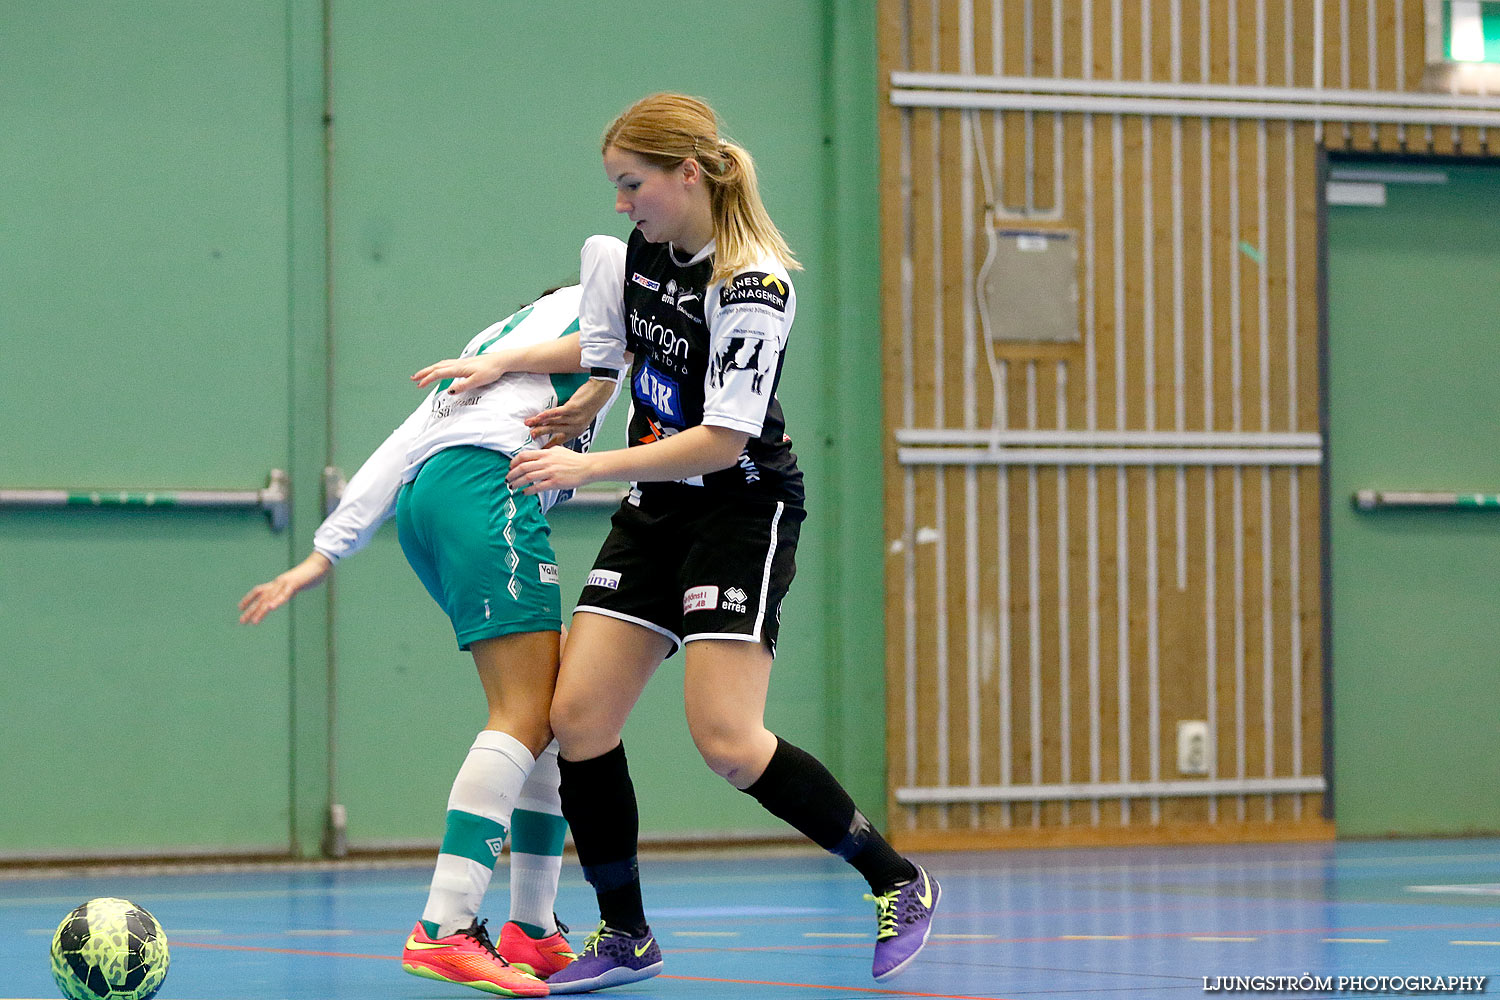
top-left (881, 0), bottom-right (1496, 848)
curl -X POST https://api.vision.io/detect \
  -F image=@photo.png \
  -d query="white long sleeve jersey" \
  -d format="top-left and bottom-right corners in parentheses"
top-left (312, 237), bottom-right (625, 564)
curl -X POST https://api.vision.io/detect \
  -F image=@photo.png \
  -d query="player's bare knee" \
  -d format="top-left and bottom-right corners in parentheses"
top-left (548, 695), bottom-right (587, 746)
top-left (690, 725), bottom-right (754, 783)
top-left (490, 713), bottom-right (553, 758)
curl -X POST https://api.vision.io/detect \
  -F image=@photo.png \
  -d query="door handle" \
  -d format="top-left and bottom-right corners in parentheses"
top-left (0, 470), bottom-right (290, 531)
top-left (1354, 490), bottom-right (1500, 511)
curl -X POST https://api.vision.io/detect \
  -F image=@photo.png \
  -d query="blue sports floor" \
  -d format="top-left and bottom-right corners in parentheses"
top-left (4, 839), bottom-right (1499, 999)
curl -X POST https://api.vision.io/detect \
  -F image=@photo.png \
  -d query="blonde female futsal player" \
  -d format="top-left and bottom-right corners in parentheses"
top-left (415, 94), bottom-right (939, 994)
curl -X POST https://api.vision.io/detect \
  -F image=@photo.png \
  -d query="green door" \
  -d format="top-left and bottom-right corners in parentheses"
top-left (1327, 160), bottom-right (1500, 837)
top-left (0, 5), bottom-right (299, 856)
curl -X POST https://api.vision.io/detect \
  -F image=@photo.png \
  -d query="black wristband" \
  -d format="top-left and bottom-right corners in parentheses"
top-left (589, 366), bottom-right (622, 382)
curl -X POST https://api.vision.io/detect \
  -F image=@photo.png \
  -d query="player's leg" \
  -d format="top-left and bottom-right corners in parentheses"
top-left (499, 741), bottom-right (577, 978)
top-left (396, 447), bottom-right (560, 996)
top-left (676, 499), bottom-right (940, 983)
top-left (543, 612), bottom-right (673, 995)
top-left (420, 630), bottom-right (557, 930)
top-left (682, 638), bottom-right (938, 979)
top-left (403, 631), bottom-right (555, 997)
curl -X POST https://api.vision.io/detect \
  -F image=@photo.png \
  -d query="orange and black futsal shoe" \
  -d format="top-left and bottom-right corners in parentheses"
top-left (402, 918), bottom-right (549, 996)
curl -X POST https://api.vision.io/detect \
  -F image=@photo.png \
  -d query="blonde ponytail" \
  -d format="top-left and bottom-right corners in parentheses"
top-left (602, 93), bottom-right (801, 284)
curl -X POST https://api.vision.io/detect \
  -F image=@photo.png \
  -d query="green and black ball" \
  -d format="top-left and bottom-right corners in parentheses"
top-left (50, 897), bottom-right (169, 1000)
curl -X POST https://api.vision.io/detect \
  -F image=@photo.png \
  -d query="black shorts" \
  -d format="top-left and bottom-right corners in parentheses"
top-left (575, 485), bottom-right (804, 656)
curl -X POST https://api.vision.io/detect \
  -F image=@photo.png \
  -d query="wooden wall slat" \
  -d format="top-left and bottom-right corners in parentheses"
top-left (1347, 0), bottom-right (1376, 151)
top-left (877, 0), bottom-right (904, 830)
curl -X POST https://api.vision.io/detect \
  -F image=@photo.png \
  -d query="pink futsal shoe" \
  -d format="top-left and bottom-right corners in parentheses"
top-left (499, 918), bottom-right (577, 979)
top-left (402, 918), bottom-right (549, 996)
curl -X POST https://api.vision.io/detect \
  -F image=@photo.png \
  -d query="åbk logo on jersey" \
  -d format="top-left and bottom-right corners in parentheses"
top-left (634, 363), bottom-right (684, 425)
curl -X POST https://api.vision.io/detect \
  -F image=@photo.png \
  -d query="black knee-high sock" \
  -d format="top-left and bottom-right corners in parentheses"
top-left (557, 742), bottom-right (649, 935)
top-left (743, 736), bottom-right (918, 893)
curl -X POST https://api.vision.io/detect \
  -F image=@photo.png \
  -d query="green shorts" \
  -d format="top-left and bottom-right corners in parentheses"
top-left (396, 446), bottom-right (561, 650)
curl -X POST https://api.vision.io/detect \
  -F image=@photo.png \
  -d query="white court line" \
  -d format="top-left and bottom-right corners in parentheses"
top-left (1410, 883), bottom-right (1500, 895)
top-left (672, 931), bottom-right (739, 938)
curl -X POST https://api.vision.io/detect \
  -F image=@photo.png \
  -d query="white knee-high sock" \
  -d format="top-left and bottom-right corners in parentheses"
top-left (421, 730), bottom-right (536, 939)
top-left (507, 741), bottom-right (566, 935)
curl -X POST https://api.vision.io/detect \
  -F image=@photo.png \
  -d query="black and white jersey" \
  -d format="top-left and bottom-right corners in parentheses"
top-left (621, 228), bottom-right (804, 503)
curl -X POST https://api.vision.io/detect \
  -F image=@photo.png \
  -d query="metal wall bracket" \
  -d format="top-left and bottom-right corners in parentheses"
top-left (322, 465), bottom-right (348, 517)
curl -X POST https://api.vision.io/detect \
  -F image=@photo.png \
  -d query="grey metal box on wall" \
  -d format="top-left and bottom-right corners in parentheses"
top-left (978, 228), bottom-right (1080, 343)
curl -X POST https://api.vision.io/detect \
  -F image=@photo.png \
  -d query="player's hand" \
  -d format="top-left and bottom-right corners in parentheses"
top-left (411, 353), bottom-right (509, 393)
top-left (524, 378), bottom-right (615, 447)
top-left (238, 553), bottom-right (332, 624)
top-left (507, 448), bottom-right (595, 495)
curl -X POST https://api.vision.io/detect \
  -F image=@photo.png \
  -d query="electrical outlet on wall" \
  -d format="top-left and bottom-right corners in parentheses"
top-left (1177, 720), bottom-right (1211, 776)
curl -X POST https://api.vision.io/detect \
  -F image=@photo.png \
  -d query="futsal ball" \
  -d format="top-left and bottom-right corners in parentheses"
top-left (50, 897), bottom-right (170, 1000)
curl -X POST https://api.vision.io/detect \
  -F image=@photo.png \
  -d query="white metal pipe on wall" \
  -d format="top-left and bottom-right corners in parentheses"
top-left (896, 775), bottom-right (1327, 805)
top-left (889, 73), bottom-right (1500, 111)
top-left (891, 88), bottom-right (1500, 127)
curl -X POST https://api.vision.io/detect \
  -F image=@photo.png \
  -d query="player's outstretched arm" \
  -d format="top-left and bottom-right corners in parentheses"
top-left (524, 376), bottom-right (618, 448)
top-left (238, 552), bottom-right (333, 625)
top-left (509, 424), bottom-right (748, 493)
top-left (412, 333), bottom-right (585, 393)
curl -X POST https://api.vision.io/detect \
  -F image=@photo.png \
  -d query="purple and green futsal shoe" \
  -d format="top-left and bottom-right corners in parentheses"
top-left (544, 922), bottom-right (662, 994)
top-left (868, 864), bottom-right (941, 981)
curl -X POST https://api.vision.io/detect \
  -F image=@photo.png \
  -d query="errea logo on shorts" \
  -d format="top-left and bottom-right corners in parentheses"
top-left (722, 587), bottom-right (748, 614)
top-left (539, 563), bottom-right (559, 585)
top-left (683, 585), bottom-right (718, 613)
top-left (587, 569), bottom-right (621, 590)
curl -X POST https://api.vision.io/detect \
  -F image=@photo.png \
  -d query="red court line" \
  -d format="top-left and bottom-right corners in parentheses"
top-left (172, 941), bottom-right (398, 960)
top-left (665, 919), bottom-right (1500, 953)
top-left (662, 973), bottom-right (1015, 1000)
top-left (170, 942), bottom-right (1015, 998)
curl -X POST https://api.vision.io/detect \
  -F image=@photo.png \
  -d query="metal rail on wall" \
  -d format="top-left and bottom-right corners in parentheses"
top-left (0, 470), bottom-right (291, 531)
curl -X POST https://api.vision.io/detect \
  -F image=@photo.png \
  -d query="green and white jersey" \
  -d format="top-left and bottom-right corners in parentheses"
top-left (313, 236), bottom-right (626, 563)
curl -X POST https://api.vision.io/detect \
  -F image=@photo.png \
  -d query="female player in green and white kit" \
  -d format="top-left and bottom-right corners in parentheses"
top-left (238, 235), bottom-right (626, 998)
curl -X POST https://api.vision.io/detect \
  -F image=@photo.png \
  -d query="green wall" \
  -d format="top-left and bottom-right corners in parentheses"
top-left (0, 1), bottom-right (882, 857)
